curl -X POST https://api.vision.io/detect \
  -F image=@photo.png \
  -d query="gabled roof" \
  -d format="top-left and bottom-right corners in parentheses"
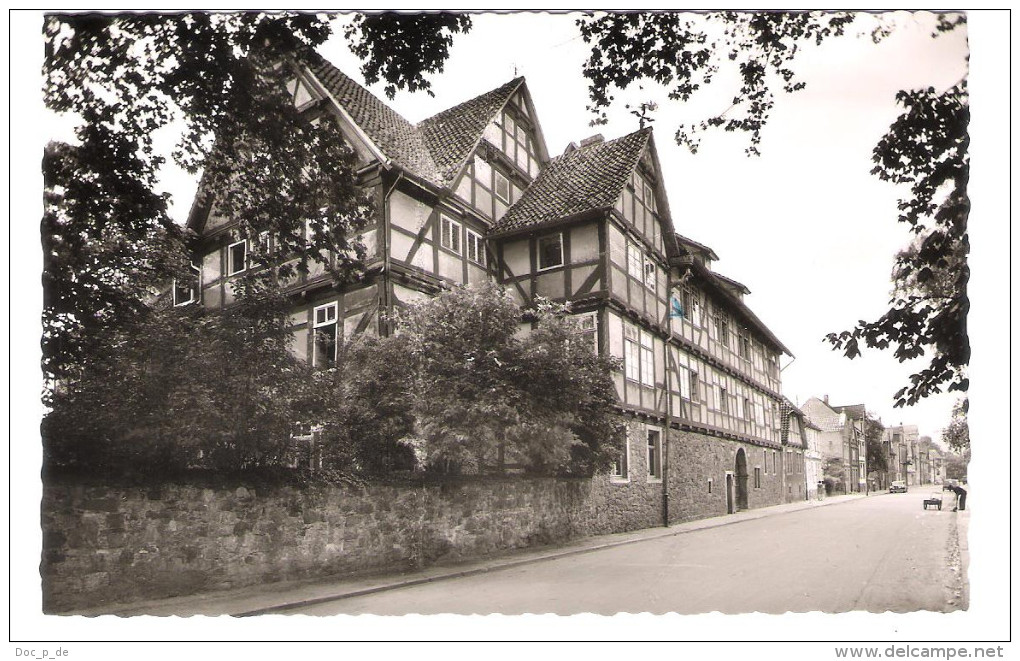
top-left (417, 77), bottom-right (525, 186)
top-left (830, 403), bottom-right (866, 421)
top-left (800, 397), bottom-right (845, 432)
top-left (489, 128), bottom-right (652, 236)
top-left (676, 233), bottom-right (720, 261)
top-left (302, 50), bottom-right (443, 185)
top-left (712, 271), bottom-right (751, 296)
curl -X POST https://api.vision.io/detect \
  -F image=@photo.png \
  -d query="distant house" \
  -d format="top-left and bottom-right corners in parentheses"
top-left (802, 416), bottom-right (824, 499)
top-left (800, 396), bottom-right (866, 494)
top-left (181, 49), bottom-right (793, 529)
top-left (885, 424), bottom-right (920, 486)
top-left (780, 399), bottom-right (808, 503)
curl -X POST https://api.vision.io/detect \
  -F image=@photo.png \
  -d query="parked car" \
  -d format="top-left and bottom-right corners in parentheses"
top-left (923, 491), bottom-right (943, 510)
top-left (890, 480), bottom-right (907, 493)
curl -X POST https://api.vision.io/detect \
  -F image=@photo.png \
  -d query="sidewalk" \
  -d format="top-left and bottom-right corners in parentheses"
top-left (73, 492), bottom-right (868, 617)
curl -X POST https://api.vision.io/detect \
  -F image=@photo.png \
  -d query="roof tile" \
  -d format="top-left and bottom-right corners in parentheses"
top-left (417, 78), bottom-right (524, 186)
top-left (490, 128), bottom-right (651, 235)
top-left (303, 50), bottom-right (443, 185)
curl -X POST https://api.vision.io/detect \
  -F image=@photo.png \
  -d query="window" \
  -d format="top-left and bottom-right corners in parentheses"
top-left (538, 234), bottom-right (563, 270)
top-left (744, 397), bottom-right (753, 421)
top-left (575, 312), bottom-right (598, 352)
top-left (253, 231), bottom-right (271, 256)
top-left (485, 109), bottom-right (540, 179)
top-left (716, 314), bottom-right (729, 348)
top-left (773, 450), bottom-right (778, 475)
top-left (173, 264), bottom-right (201, 306)
top-left (287, 77), bottom-right (317, 109)
top-left (624, 325), bottom-right (640, 382)
top-left (647, 429), bottom-right (662, 480)
top-left (739, 333), bottom-right (751, 360)
top-left (227, 240), bottom-right (247, 275)
top-left (690, 371), bottom-right (700, 402)
top-left (689, 293), bottom-right (702, 327)
top-left (640, 331), bottom-right (655, 387)
top-left (440, 215), bottom-right (462, 254)
top-left (720, 387), bottom-right (729, 414)
top-left (312, 303), bottom-right (338, 368)
top-left (493, 170), bottom-right (510, 202)
top-left (466, 229), bottom-right (486, 266)
top-left (627, 243), bottom-right (643, 279)
top-left (644, 259), bottom-right (657, 292)
top-left (754, 467), bottom-right (762, 489)
top-left (707, 478), bottom-right (713, 494)
top-left (611, 427), bottom-right (629, 481)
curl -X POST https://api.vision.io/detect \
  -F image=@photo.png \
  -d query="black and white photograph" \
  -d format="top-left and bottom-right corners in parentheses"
top-left (9, 7), bottom-right (1011, 653)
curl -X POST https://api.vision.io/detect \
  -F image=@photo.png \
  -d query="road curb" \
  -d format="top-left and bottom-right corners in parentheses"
top-left (235, 493), bottom-right (866, 616)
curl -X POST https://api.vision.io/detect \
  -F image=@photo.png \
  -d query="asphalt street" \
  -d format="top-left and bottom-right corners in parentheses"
top-left (291, 491), bottom-right (964, 615)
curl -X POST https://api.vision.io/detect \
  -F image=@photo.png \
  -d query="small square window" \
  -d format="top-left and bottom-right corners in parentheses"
top-left (227, 240), bottom-right (247, 275)
top-left (537, 234), bottom-right (563, 270)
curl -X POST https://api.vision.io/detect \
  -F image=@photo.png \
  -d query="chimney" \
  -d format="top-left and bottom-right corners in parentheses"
top-left (579, 134), bottom-right (604, 147)
top-left (563, 141), bottom-right (578, 155)
top-left (823, 394), bottom-right (829, 405)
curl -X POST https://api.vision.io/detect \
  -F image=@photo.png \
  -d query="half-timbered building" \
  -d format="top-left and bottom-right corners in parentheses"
top-left (182, 50), bottom-right (792, 528)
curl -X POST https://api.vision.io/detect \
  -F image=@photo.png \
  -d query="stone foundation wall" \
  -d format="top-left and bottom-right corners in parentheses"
top-left (42, 421), bottom-right (791, 612)
top-left (42, 476), bottom-right (624, 613)
top-left (667, 431), bottom-right (785, 524)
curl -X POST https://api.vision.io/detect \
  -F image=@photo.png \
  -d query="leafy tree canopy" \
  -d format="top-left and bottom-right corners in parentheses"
top-left (344, 12), bottom-right (472, 99)
top-left (43, 12), bottom-right (371, 381)
top-left (392, 282), bottom-right (620, 475)
top-left (42, 286), bottom-right (341, 479)
top-left (863, 413), bottom-right (888, 473)
top-left (940, 399), bottom-right (970, 454)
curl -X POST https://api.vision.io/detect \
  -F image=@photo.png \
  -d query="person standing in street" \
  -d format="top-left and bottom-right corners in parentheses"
top-left (951, 484), bottom-right (968, 511)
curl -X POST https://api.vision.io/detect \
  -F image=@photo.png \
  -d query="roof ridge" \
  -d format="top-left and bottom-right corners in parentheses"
top-left (416, 77), bottom-right (526, 186)
top-left (417, 77), bottom-right (524, 128)
top-left (489, 127), bottom-right (651, 236)
top-left (300, 49), bottom-right (443, 185)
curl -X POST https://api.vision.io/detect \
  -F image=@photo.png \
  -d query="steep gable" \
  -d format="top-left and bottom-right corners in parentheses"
top-left (302, 50), bottom-right (442, 185)
top-left (418, 77), bottom-right (527, 186)
top-left (489, 128), bottom-right (651, 237)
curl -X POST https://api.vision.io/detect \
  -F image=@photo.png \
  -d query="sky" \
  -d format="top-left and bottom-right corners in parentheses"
top-left (8, 9), bottom-right (1012, 646)
top-left (311, 11), bottom-right (970, 441)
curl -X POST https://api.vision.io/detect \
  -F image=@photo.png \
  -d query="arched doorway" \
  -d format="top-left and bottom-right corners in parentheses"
top-left (735, 448), bottom-right (749, 511)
